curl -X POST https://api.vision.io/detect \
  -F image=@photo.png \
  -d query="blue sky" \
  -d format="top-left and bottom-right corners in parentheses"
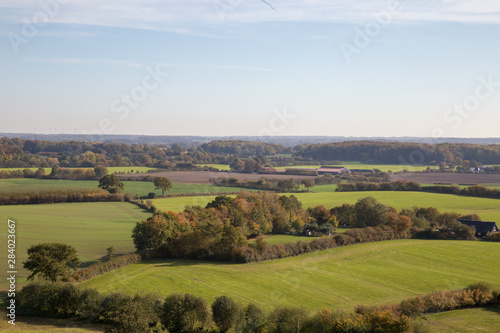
top-left (1, 0), bottom-right (500, 137)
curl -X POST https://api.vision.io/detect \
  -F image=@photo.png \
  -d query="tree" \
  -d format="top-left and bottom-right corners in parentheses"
top-left (354, 196), bottom-right (389, 228)
top-left (131, 213), bottom-right (180, 252)
top-left (98, 174), bottom-right (124, 193)
top-left (212, 296), bottom-right (240, 333)
top-left (241, 303), bottom-right (266, 333)
top-left (154, 177), bottom-right (172, 195)
top-left (94, 165), bottom-right (108, 178)
top-left (23, 243), bottom-right (81, 282)
top-left (106, 246), bottom-right (115, 261)
top-left (162, 294), bottom-right (210, 333)
top-left (34, 167), bottom-right (46, 179)
top-left (307, 205), bottom-right (331, 225)
top-left (301, 179), bottom-right (315, 191)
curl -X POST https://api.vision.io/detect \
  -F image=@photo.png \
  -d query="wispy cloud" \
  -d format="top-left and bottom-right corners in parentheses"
top-left (204, 65), bottom-right (277, 72)
top-left (1, 0), bottom-right (499, 37)
top-left (23, 57), bottom-right (146, 68)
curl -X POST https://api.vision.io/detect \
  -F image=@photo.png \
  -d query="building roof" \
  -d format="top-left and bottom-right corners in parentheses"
top-left (458, 219), bottom-right (498, 234)
top-left (318, 167), bottom-right (348, 172)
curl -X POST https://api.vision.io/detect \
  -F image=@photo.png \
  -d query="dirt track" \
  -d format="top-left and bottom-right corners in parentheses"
top-left (120, 171), bottom-right (316, 184)
top-left (391, 173), bottom-right (500, 185)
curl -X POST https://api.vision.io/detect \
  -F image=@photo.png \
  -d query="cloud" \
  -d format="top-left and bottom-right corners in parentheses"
top-left (204, 64), bottom-right (277, 72)
top-left (22, 57), bottom-right (147, 68)
top-left (0, 0), bottom-right (499, 36)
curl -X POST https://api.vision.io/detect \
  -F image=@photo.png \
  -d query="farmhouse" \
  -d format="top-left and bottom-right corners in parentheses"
top-left (316, 166), bottom-right (350, 175)
top-left (458, 219), bottom-right (499, 238)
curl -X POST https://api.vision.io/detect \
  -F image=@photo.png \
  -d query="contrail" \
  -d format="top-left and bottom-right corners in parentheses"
top-left (261, 0), bottom-right (276, 10)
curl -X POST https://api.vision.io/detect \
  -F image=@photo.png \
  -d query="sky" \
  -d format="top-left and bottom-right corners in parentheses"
top-left (1, 0), bottom-right (500, 138)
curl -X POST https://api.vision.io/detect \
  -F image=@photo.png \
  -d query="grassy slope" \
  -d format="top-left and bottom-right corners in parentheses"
top-left (0, 166), bottom-right (159, 173)
top-left (0, 317), bottom-right (108, 332)
top-left (151, 191), bottom-right (500, 222)
top-left (248, 234), bottom-right (317, 244)
top-left (0, 178), bottom-right (253, 197)
top-left (196, 164), bottom-right (232, 171)
top-left (81, 240), bottom-right (500, 311)
top-left (424, 307), bottom-right (500, 332)
top-left (274, 162), bottom-right (439, 172)
top-left (291, 191), bottom-right (500, 221)
top-left (0, 202), bottom-right (151, 289)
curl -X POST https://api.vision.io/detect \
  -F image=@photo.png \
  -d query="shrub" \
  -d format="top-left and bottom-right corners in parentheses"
top-left (161, 294), bottom-right (211, 333)
top-left (212, 296), bottom-right (240, 332)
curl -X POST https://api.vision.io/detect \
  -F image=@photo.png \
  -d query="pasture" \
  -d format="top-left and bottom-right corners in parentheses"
top-left (0, 178), bottom-right (253, 197)
top-left (291, 191), bottom-right (500, 222)
top-left (249, 234), bottom-right (317, 244)
top-left (0, 166), bottom-right (160, 174)
top-left (0, 202), bottom-right (150, 289)
top-left (274, 161), bottom-right (438, 172)
top-left (151, 190), bottom-right (500, 222)
top-left (196, 164), bottom-right (231, 171)
top-left (80, 240), bottom-right (500, 310)
top-left (424, 307), bottom-right (500, 332)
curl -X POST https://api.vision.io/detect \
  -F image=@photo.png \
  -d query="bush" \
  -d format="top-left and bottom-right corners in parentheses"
top-left (161, 294), bottom-right (211, 333)
top-left (212, 296), bottom-right (240, 332)
top-left (267, 306), bottom-right (309, 333)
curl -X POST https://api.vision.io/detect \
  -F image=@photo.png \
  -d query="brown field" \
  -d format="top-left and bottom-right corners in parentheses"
top-left (120, 171), bottom-right (316, 184)
top-left (391, 172), bottom-right (500, 185)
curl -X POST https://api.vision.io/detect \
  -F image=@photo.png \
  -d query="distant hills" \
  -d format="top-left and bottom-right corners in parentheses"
top-left (2, 133), bottom-right (500, 147)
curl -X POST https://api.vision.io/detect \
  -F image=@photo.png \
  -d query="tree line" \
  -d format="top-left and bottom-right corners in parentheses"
top-left (294, 140), bottom-right (500, 164)
top-left (337, 180), bottom-right (500, 200)
top-left (16, 280), bottom-right (499, 333)
top-left (130, 193), bottom-right (479, 263)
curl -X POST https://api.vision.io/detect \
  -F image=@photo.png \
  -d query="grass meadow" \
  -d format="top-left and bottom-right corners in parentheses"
top-left (0, 166), bottom-right (160, 174)
top-left (0, 178), bottom-right (254, 197)
top-left (274, 161), bottom-right (439, 172)
top-left (424, 307), bottom-right (500, 332)
top-left (195, 164), bottom-right (232, 171)
top-left (0, 202), bottom-right (150, 289)
top-left (151, 190), bottom-right (500, 222)
top-left (80, 239), bottom-right (500, 311)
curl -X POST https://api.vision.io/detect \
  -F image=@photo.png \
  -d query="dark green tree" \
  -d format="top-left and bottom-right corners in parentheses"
top-left (212, 295), bottom-right (240, 333)
top-left (354, 196), bottom-right (389, 228)
top-left (94, 165), bottom-right (108, 178)
top-left (161, 294), bottom-right (210, 333)
top-left (301, 179), bottom-right (315, 191)
top-left (23, 243), bottom-right (81, 282)
top-left (154, 176), bottom-right (172, 195)
top-left (242, 303), bottom-right (266, 333)
top-left (131, 212), bottom-right (181, 252)
top-left (98, 174), bottom-right (124, 193)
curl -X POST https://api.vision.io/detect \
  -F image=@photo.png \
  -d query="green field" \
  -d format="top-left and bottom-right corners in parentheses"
top-left (309, 184), bottom-right (338, 192)
top-left (290, 191), bottom-right (500, 222)
top-left (196, 164), bottom-right (232, 171)
top-left (0, 317), bottom-right (108, 332)
top-left (424, 307), bottom-right (500, 332)
top-left (274, 161), bottom-right (439, 172)
top-left (152, 195), bottom-right (221, 211)
top-left (80, 240), bottom-right (500, 310)
top-left (0, 166), bottom-right (159, 174)
top-left (0, 178), bottom-right (253, 197)
top-left (0, 202), bottom-right (151, 289)
top-left (249, 234), bottom-right (317, 244)
top-left (151, 190), bottom-right (500, 222)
